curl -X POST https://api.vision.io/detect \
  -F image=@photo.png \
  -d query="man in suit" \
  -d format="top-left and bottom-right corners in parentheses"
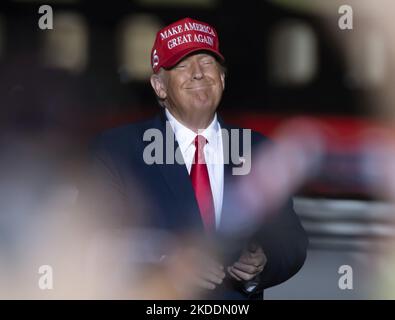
top-left (89, 17), bottom-right (308, 299)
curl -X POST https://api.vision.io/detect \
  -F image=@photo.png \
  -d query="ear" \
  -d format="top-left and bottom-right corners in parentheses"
top-left (150, 73), bottom-right (167, 100)
top-left (220, 71), bottom-right (225, 91)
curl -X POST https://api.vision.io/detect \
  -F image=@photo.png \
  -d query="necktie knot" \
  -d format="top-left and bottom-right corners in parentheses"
top-left (194, 135), bottom-right (207, 164)
top-left (195, 134), bottom-right (207, 149)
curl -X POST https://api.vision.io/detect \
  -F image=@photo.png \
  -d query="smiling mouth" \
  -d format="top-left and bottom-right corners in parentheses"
top-left (185, 85), bottom-right (212, 90)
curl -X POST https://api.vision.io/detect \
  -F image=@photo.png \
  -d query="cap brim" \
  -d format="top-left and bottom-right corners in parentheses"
top-left (161, 47), bottom-right (225, 70)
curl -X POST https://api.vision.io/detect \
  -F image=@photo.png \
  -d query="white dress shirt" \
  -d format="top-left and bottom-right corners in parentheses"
top-left (165, 108), bottom-right (224, 229)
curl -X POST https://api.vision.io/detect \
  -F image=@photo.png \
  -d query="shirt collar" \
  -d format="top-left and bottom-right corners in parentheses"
top-left (165, 108), bottom-right (220, 152)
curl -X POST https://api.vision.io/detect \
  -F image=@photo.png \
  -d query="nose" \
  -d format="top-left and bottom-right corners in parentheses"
top-left (190, 60), bottom-right (204, 80)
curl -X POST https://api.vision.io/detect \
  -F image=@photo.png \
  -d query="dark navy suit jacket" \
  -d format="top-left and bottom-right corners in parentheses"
top-left (87, 110), bottom-right (308, 299)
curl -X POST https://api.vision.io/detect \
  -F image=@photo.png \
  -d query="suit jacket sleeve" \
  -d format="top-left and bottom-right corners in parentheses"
top-left (77, 132), bottom-right (130, 230)
top-left (250, 197), bottom-right (308, 296)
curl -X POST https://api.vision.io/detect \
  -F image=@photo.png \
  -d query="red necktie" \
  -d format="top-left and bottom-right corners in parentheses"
top-left (190, 135), bottom-right (215, 232)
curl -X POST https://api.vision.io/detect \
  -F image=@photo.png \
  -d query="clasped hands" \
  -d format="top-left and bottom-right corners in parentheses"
top-left (162, 242), bottom-right (267, 294)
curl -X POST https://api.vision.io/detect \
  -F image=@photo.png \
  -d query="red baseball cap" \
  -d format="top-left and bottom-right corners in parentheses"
top-left (151, 17), bottom-right (225, 73)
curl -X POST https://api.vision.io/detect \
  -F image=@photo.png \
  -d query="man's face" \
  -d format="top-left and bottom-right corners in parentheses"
top-left (152, 53), bottom-right (225, 128)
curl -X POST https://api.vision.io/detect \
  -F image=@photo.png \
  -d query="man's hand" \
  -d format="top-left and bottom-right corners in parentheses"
top-left (192, 254), bottom-right (226, 290)
top-left (161, 246), bottom-right (226, 296)
top-left (227, 243), bottom-right (267, 282)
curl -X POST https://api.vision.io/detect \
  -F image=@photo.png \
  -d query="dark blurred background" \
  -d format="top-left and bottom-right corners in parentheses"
top-left (0, 0), bottom-right (366, 121)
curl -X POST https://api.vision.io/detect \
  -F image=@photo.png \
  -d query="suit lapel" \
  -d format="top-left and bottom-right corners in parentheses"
top-left (147, 111), bottom-right (204, 231)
